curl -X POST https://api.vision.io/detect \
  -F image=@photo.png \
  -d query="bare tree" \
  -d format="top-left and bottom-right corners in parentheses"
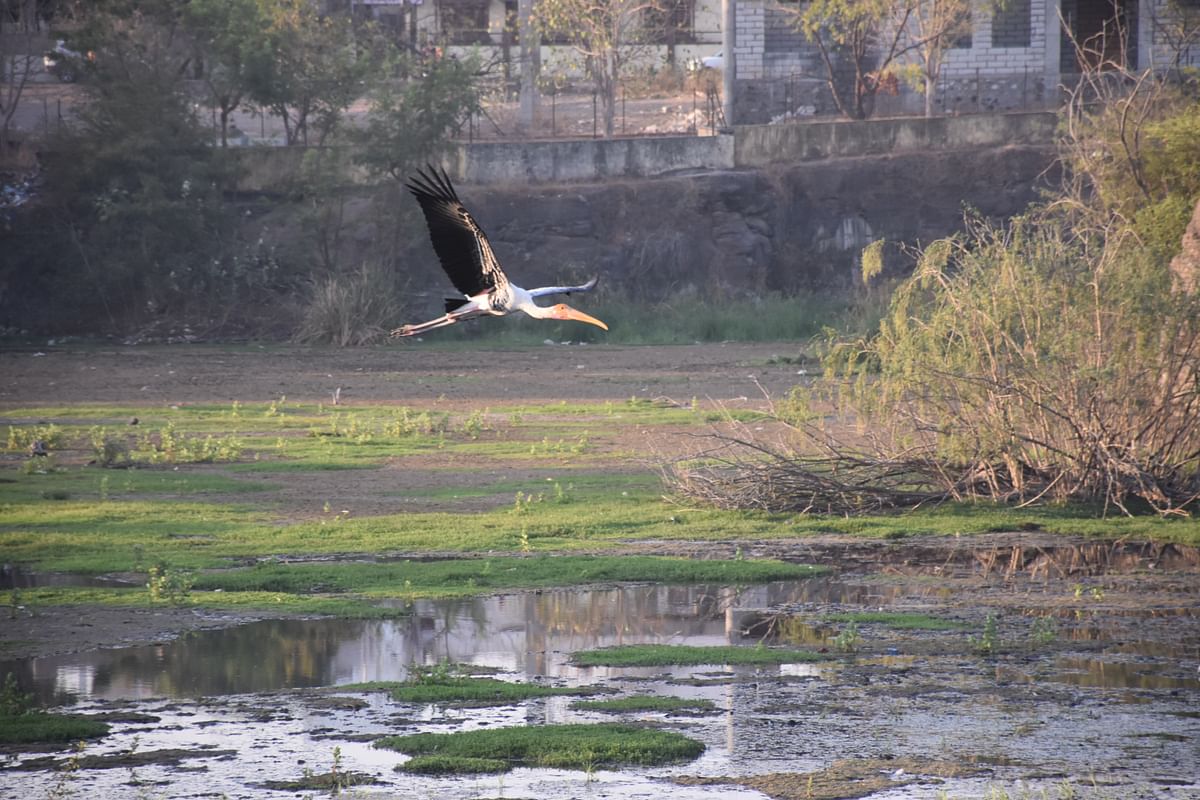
top-left (534, 0), bottom-right (664, 136)
top-left (897, 0), bottom-right (973, 117)
top-left (1148, 0), bottom-right (1200, 77)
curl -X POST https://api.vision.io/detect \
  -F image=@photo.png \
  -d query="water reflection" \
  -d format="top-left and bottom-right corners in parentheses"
top-left (0, 564), bottom-right (133, 590)
top-left (4, 582), bottom-right (816, 703)
top-left (969, 541), bottom-right (1200, 579)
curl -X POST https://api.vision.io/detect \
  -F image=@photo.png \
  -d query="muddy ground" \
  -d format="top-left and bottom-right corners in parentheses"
top-left (2, 343), bottom-right (1199, 799)
top-left (1, 342), bottom-right (1196, 660)
top-left (2, 341), bottom-right (805, 660)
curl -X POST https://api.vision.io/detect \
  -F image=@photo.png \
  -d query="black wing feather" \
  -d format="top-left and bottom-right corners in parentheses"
top-left (407, 165), bottom-right (509, 298)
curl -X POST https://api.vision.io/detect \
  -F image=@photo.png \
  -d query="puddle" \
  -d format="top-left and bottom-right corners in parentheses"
top-left (0, 563), bottom-right (135, 590)
top-left (3, 582), bottom-right (817, 704)
top-left (1, 562), bottom-right (1198, 800)
top-left (996, 656), bottom-right (1200, 692)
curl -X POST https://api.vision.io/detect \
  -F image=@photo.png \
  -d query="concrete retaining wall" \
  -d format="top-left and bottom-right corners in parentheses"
top-left (733, 111), bottom-right (1057, 167)
top-left (227, 111), bottom-right (1057, 191)
top-left (449, 134), bottom-right (735, 184)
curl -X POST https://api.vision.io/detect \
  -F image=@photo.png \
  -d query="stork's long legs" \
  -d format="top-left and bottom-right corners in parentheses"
top-left (392, 296), bottom-right (490, 337)
top-left (393, 309), bottom-right (468, 335)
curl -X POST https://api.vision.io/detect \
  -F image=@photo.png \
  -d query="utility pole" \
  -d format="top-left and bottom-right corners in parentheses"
top-left (518, 0), bottom-right (540, 131)
top-left (721, 0), bottom-right (735, 129)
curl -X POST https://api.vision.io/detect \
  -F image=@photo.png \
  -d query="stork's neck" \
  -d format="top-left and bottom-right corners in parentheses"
top-left (521, 301), bottom-right (555, 320)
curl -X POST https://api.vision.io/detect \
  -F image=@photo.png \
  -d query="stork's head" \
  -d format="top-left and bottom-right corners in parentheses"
top-left (549, 303), bottom-right (608, 331)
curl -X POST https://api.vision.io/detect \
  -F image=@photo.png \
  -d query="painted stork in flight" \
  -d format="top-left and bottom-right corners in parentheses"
top-left (392, 166), bottom-right (608, 338)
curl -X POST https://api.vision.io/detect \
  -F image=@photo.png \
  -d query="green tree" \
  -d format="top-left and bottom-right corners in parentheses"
top-left (184, 0), bottom-right (274, 147)
top-left (247, 0), bottom-right (378, 145)
top-left (354, 49), bottom-right (482, 182)
top-left (20, 0), bottom-right (250, 329)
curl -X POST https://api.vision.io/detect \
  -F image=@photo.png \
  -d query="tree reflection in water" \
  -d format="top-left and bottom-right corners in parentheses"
top-left (10, 581), bottom-right (818, 703)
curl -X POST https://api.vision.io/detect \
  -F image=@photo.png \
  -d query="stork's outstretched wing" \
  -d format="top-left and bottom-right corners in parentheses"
top-left (528, 276), bottom-right (600, 299)
top-left (407, 165), bottom-right (509, 298)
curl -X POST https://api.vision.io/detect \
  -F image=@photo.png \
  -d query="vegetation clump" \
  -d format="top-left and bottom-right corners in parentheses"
top-left (378, 723), bottom-right (704, 773)
top-left (382, 664), bottom-right (586, 705)
top-left (0, 673), bottom-right (111, 745)
top-left (571, 644), bottom-right (823, 667)
top-left (571, 695), bottom-right (716, 714)
top-left (667, 70), bottom-right (1200, 517)
top-left (822, 612), bottom-right (969, 630)
top-left (192, 556), bottom-right (824, 597)
top-left (0, 712), bottom-right (111, 745)
top-left (399, 755), bottom-right (510, 775)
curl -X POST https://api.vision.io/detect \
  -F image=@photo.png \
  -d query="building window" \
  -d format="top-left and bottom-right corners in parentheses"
top-left (992, 0), bottom-right (1032, 47)
top-left (950, 6), bottom-right (974, 49)
top-left (440, 0), bottom-right (490, 44)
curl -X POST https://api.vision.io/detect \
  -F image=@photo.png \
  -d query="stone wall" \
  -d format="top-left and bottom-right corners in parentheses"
top-left (229, 111), bottom-right (1057, 190)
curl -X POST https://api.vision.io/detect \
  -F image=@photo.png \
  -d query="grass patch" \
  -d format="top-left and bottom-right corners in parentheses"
top-left (387, 676), bottom-right (583, 705)
top-left (16, 586), bottom-right (400, 617)
top-left (571, 695), bottom-right (716, 714)
top-left (572, 644), bottom-right (824, 667)
top-left (0, 468), bottom-right (274, 504)
top-left (12, 556), bottom-right (820, 615)
top-left (192, 556), bottom-right (826, 599)
top-left (4, 398), bottom-right (1199, 587)
top-left (0, 712), bottom-right (110, 744)
top-left (821, 612), bottom-right (970, 630)
top-left (399, 755), bottom-right (511, 775)
top-left (7, 490), bottom-right (1196, 579)
top-left (379, 723), bottom-right (704, 772)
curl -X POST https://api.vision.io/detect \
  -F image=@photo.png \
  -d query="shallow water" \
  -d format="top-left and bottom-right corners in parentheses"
top-left (2, 553), bottom-right (1199, 800)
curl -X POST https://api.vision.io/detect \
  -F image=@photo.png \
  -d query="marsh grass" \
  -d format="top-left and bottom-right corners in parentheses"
top-left (822, 612), bottom-right (970, 630)
top-left (378, 723), bottom-right (704, 773)
top-left (0, 712), bottom-right (110, 744)
top-left (17, 586), bottom-right (400, 617)
top-left (571, 644), bottom-right (824, 667)
top-left (5, 488), bottom-right (1199, 579)
top-left (192, 556), bottom-right (826, 598)
top-left (11, 556), bottom-right (819, 615)
top-left (3, 402), bottom-right (1198, 586)
top-left (570, 695), bottom-right (717, 714)
top-left (399, 755), bottom-right (510, 774)
top-left (386, 676), bottom-right (583, 705)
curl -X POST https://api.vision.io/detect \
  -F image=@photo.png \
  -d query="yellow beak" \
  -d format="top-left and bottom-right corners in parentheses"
top-left (563, 307), bottom-right (609, 331)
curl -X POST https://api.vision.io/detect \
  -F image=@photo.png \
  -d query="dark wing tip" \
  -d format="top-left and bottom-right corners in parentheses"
top-left (406, 164), bottom-right (459, 204)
